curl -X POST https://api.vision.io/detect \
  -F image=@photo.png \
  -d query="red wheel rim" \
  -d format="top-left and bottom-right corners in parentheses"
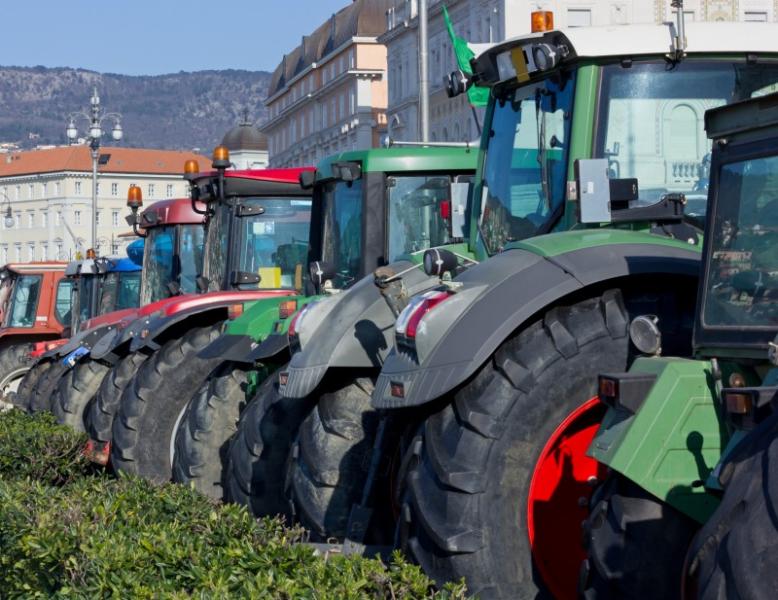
top-left (527, 397), bottom-right (607, 600)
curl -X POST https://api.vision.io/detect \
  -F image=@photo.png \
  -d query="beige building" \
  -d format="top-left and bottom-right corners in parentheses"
top-left (0, 146), bottom-right (206, 262)
top-left (381, 0), bottom-right (776, 143)
top-left (262, 0), bottom-right (393, 167)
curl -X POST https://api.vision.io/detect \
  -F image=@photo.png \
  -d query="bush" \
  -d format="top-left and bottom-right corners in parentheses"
top-left (0, 412), bottom-right (466, 599)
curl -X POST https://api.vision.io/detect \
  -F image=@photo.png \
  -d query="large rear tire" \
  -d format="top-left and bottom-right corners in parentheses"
top-left (172, 361), bottom-right (250, 500)
top-left (12, 359), bottom-right (51, 412)
top-left (85, 352), bottom-right (148, 449)
top-left (400, 285), bottom-right (696, 600)
top-left (288, 374), bottom-right (394, 542)
top-left (110, 324), bottom-right (224, 484)
top-left (225, 371), bottom-right (316, 519)
top-left (579, 473), bottom-right (698, 599)
top-left (52, 359), bottom-right (111, 432)
top-left (687, 411), bottom-right (778, 600)
top-left (29, 361), bottom-right (68, 414)
top-left (0, 344), bottom-right (32, 400)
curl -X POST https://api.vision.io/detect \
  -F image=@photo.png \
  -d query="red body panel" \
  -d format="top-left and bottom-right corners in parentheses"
top-left (142, 197), bottom-right (205, 226)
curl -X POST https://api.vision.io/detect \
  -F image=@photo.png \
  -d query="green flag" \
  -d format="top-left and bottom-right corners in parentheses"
top-left (443, 5), bottom-right (488, 107)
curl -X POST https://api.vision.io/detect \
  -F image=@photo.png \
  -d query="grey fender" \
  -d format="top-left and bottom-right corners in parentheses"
top-left (280, 260), bottom-right (441, 398)
top-left (53, 324), bottom-right (115, 359)
top-left (373, 243), bottom-right (700, 409)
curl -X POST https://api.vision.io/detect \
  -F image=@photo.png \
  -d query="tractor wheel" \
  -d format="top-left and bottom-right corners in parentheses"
top-left (0, 344), bottom-right (32, 400)
top-left (52, 359), bottom-right (111, 432)
top-left (110, 324), bottom-right (224, 483)
top-left (12, 359), bottom-right (51, 412)
top-left (686, 411), bottom-right (778, 600)
top-left (400, 285), bottom-right (696, 600)
top-left (288, 374), bottom-right (396, 543)
top-left (29, 361), bottom-right (69, 414)
top-left (172, 361), bottom-right (250, 501)
top-left (85, 352), bottom-right (148, 451)
top-left (579, 473), bottom-right (698, 599)
top-left (225, 371), bottom-right (316, 519)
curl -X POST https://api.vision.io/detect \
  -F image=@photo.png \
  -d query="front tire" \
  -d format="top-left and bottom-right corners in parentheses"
top-left (12, 359), bottom-right (51, 412)
top-left (172, 361), bottom-right (251, 500)
top-left (401, 286), bottom-right (695, 599)
top-left (687, 411), bottom-right (778, 600)
top-left (110, 324), bottom-right (224, 483)
top-left (0, 344), bottom-right (32, 400)
top-left (29, 361), bottom-right (68, 414)
top-left (52, 359), bottom-right (111, 432)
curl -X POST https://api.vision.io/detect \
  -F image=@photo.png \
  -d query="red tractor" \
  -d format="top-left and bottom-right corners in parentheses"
top-left (0, 262), bottom-right (71, 399)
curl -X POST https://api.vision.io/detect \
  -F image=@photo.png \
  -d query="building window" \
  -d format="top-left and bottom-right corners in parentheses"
top-left (14, 212), bottom-right (20, 228)
top-left (41, 244), bottom-right (48, 260)
top-left (15, 185), bottom-right (20, 200)
top-left (74, 211), bottom-right (81, 225)
top-left (112, 242), bottom-right (119, 254)
top-left (28, 184), bottom-right (34, 199)
top-left (55, 182), bottom-right (61, 196)
top-left (41, 183), bottom-right (47, 198)
top-left (166, 184), bottom-right (173, 198)
top-left (14, 245), bottom-right (21, 262)
top-left (27, 244), bottom-right (35, 261)
top-left (111, 182), bottom-right (118, 196)
top-left (96, 211), bottom-right (101, 226)
top-left (41, 212), bottom-right (48, 228)
top-left (340, 94), bottom-right (345, 119)
top-left (1, 246), bottom-right (7, 263)
top-left (744, 11), bottom-right (768, 22)
top-left (27, 212), bottom-right (34, 228)
top-left (112, 211), bottom-right (119, 227)
top-left (148, 183), bottom-right (155, 198)
top-left (567, 8), bottom-right (592, 27)
top-left (56, 211), bottom-right (61, 226)
top-left (75, 181), bottom-right (82, 195)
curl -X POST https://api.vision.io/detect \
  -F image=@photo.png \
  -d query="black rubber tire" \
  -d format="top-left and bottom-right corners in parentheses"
top-left (401, 285), bottom-right (696, 599)
top-left (85, 351), bottom-right (148, 446)
top-left (288, 374), bottom-right (389, 542)
top-left (687, 410), bottom-right (778, 600)
top-left (110, 324), bottom-right (224, 483)
top-left (52, 359), bottom-right (111, 432)
top-left (172, 361), bottom-right (251, 501)
top-left (225, 370), bottom-right (317, 519)
top-left (0, 343), bottom-right (32, 400)
top-left (12, 359), bottom-right (51, 412)
top-left (579, 473), bottom-right (698, 599)
top-left (29, 361), bottom-right (69, 414)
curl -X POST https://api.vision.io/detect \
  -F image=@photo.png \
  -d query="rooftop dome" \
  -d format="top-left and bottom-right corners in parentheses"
top-left (221, 120), bottom-right (268, 152)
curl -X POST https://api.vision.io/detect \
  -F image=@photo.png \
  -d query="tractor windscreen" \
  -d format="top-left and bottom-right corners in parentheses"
top-left (74, 275), bottom-right (97, 328)
top-left (142, 224), bottom-right (204, 304)
top-left (98, 271), bottom-right (142, 315)
top-left (321, 179), bottom-right (363, 288)
top-left (703, 154), bottom-right (778, 329)
top-left (5, 275), bottom-right (41, 328)
top-left (597, 61), bottom-right (778, 225)
top-left (480, 75), bottom-right (574, 254)
top-left (234, 197), bottom-right (312, 290)
top-left (388, 175), bottom-right (455, 259)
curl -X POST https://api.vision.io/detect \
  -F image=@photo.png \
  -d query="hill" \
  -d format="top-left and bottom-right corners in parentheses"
top-left (0, 66), bottom-right (273, 151)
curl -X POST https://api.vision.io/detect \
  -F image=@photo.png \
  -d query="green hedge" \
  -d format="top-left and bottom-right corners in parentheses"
top-left (0, 412), bottom-right (466, 599)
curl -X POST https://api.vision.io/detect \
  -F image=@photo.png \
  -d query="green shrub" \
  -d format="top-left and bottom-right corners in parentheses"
top-left (0, 412), bottom-right (466, 599)
top-left (0, 410), bottom-right (90, 485)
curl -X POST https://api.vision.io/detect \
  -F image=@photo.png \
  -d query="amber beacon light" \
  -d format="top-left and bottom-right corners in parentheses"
top-left (531, 10), bottom-right (554, 33)
top-left (126, 184), bottom-right (143, 209)
top-left (212, 145), bottom-right (230, 169)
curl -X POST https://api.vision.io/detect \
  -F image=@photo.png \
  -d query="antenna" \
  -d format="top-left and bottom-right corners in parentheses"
top-left (670, 0), bottom-right (687, 62)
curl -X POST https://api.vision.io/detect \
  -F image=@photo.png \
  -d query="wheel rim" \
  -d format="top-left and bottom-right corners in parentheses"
top-left (527, 397), bottom-right (607, 600)
top-left (1, 366), bottom-right (29, 399)
top-left (169, 403), bottom-right (188, 469)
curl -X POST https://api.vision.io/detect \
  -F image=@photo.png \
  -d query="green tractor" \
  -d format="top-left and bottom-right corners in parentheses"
top-left (580, 92), bottom-right (778, 599)
top-left (257, 19), bottom-right (778, 600)
top-left (170, 146), bottom-right (477, 501)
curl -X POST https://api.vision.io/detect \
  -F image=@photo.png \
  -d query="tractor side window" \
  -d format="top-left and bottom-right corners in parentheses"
top-left (179, 224), bottom-right (205, 294)
top-left (235, 197), bottom-right (312, 290)
top-left (480, 76), bottom-right (573, 254)
top-left (703, 154), bottom-right (778, 328)
top-left (98, 273), bottom-right (119, 315)
top-left (116, 271), bottom-right (141, 310)
top-left (142, 225), bottom-right (177, 304)
top-left (8, 275), bottom-right (41, 328)
top-left (322, 180), bottom-right (363, 287)
top-left (54, 278), bottom-right (73, 327)
top-left (387, 175), bottom-right (453, 260)
top-left (77, 276), bottom-right (96, 324)
top-left (203, 204), bottom-right (231, 292)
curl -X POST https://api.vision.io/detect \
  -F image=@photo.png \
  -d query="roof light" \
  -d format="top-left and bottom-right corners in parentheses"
top-left (86, 248), bottom-right (97, 259)
top-left (227, 303), bottom-right (244, 320)
top-left (184, 159), bottom-right (200, 176)
top-left (395, 290), bottom-right (451, 340)
top-left (127, 184), bottom-right (143, 209)
top-left (531, 10), bottom-right (554, 33)
top-left (279, 299), bottom-right (298, 320)
top-left (212, 145), bottom-right (230, 169)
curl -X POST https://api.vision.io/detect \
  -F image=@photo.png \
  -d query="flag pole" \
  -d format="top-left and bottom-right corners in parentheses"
top-left (419, 0), bottom-right (430, 142)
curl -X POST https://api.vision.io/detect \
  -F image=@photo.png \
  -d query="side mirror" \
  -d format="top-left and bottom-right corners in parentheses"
top-left (575, 159), bottom-right (639, 224)
top-left (423, 248), bottom-right (458, 278)
top-left (445, 69), bottom-right (469, 98)
top-left (299, 170), bottom-right (316, 189)
top-left (309, 260), bottom-right (335, 292)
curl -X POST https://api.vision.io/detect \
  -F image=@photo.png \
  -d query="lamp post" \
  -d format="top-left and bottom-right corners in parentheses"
top-left (1, 192), bottom-right (14, 229)
top-left (66, 87), bottom-right (123, 251)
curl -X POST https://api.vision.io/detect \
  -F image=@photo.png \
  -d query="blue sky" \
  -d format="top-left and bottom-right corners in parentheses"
top-left (1, 0), bottom-right (351, 74)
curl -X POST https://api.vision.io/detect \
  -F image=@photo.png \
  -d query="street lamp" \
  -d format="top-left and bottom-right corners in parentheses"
top-left (65, 87), bottom-right (123, 250)
top-left (1, 192), bottom-right (14, 229)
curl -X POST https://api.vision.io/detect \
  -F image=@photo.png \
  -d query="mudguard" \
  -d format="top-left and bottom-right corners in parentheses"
top-left (280, 260), bottom-right (443, 399)
top-left (374, 233), bottom-right (700, 409)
